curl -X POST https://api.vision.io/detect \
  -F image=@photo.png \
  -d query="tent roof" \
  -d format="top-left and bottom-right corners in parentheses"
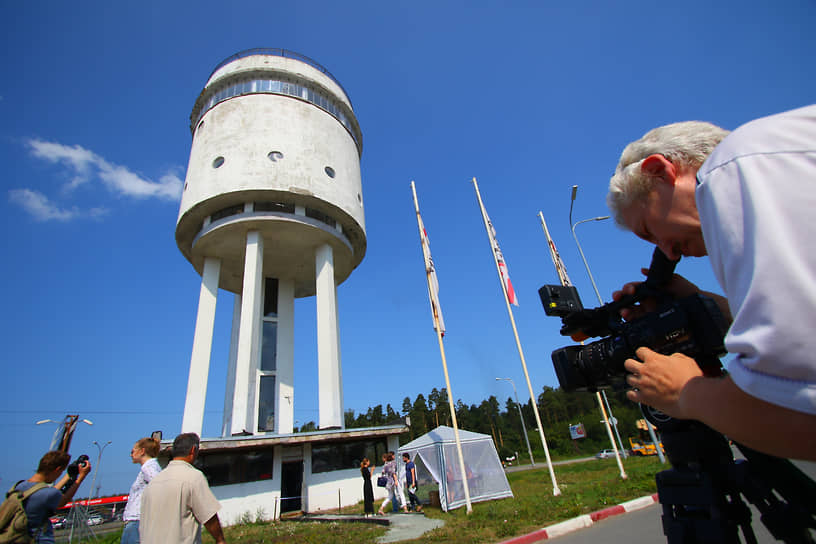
top-left (398, 425), bottom-right (492, 451)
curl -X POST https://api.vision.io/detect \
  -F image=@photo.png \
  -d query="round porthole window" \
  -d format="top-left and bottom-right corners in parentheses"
top-left (212, 156), bottom-right (225, 168)
top-left (268, 151), bottom-right (284, 162)
top-left (324, 166), bottom-right (336, 178)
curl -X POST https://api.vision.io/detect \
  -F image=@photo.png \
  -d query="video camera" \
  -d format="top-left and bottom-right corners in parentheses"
top-left (540, 246), bottom-right (816, 541)
top-left (538, 247), bottom-right (730, 393)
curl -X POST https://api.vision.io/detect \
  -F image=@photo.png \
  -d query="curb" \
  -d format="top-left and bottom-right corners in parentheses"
top-left (497, 494), bottom-right (659, 544)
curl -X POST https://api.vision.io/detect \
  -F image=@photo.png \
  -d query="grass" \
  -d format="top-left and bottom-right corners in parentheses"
top-left (81, 456), bottom-right (664, 543)
top-left (416, 456), bottom-right (660, 543)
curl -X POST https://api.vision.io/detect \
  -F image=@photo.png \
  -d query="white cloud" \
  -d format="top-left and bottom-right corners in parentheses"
top-left (8, 189), bottom-right (82, 221)
top-left (28, 139), bottom-right (97, 190)
top-left (25, 138), bottom-right (183, 200)
top-left (96, 159), bottom-right (183, 200)
top-left (10, 139), bottom-right (183, 221)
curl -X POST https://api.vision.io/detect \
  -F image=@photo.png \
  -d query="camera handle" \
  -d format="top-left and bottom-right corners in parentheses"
top-left (610, 246), bottom-right (680, 312)
top-left (559, 247), bottom-right (679, 338)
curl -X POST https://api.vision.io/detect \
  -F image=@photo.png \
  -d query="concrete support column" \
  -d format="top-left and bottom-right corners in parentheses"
top-left (276, 279), bottom-right (295, 434)
top-left (221, 294), bottom-right (242, 437)
top-left (315, 244), bottom-right (343, 429)
top-left (182, 256), bottom-right (221, 436)
top-left (231, 231), bottom-right (264, 435)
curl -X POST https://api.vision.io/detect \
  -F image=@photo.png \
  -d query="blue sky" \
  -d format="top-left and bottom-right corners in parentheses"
top-left (2, 1), bottom-right (814, 496)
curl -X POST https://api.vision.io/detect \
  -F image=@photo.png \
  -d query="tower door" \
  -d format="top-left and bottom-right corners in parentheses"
top-left (280, 461), bottom-right (303, 513)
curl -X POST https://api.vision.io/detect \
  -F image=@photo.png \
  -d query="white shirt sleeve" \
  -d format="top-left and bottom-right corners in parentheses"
top-left (696, 104), bottom-right (816, 416)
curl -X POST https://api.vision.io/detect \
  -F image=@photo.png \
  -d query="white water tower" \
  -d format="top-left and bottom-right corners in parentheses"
top-left (176, 48), bottom-right (365, 437)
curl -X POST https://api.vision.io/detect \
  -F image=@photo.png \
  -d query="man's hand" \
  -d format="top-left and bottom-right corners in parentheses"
top-left (626, 347), bottom-right (816, 460)
top-left (77, 460), bottom-right (92, 480)
top-left (57, 459), bottom-right (93, 508)
top-left (613, 269), bottom-right (702, 321)
top-left (204, 514), bottom-right (226, 544)
top-left (624, 347), bottom-right (704, 419)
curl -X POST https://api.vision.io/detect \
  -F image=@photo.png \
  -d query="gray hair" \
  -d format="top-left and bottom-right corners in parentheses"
top-left (172, 432), bottom-right (200, 457)
top-left (607, 121), bottom-right (729, 228)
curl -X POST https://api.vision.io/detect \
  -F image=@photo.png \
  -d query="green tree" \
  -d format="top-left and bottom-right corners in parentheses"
top-left (385, 403), bottom-right (398, 422)
top-left (428, 388), bottom-right (441, 428)
top-left (411, 394), bottom-right (430, 437)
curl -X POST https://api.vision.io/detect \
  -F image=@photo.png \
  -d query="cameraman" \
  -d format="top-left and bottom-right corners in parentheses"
top-left (606, 104), bottom-right (816, 461)
top-left (13, 450), bottom-right (91, 542)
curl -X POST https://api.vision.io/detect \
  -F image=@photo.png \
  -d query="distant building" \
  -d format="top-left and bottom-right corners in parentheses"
top-left (175, 48), bottom-right (405, 523)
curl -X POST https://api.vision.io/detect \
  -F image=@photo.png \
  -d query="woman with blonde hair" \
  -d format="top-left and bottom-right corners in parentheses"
top-left (121, 437), bottom-right (161, 544)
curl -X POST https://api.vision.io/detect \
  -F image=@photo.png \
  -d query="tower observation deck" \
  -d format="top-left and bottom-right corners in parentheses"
top-left (177, 49), bottom-right (365, 438)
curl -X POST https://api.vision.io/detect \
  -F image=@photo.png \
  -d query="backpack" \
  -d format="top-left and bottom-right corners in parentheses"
top-left (0, 481), bottom-right (48, 544)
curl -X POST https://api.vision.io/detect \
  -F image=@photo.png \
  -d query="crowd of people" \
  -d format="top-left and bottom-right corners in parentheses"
top-left (4, 433), bottom-right (225, 544)
top-left (359, 451), bottom-right (422, 517)
top-left (9, 438), bottom-right (427, 543)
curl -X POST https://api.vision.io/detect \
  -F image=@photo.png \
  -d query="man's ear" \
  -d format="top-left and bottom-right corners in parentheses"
top-left (641, 154), bottom-right (677, 184)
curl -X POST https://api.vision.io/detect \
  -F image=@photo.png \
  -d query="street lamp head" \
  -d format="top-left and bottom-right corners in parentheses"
top-left (35, 419), bottom-right (55, 425)
top-left (571, 185), bottom-right (578, 202)
top-left (82, 419), bottom-right (94, 425)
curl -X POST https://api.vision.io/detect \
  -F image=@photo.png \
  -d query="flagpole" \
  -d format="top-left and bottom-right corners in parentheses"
top-left (471, 178), bottom-right (561, 496)
top-left (411, 181), bottom-right (473, 514)
top-left (538, 211), bottom-right (627, 480)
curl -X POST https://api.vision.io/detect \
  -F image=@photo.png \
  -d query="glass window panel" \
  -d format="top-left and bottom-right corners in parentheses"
top-left (199, 449), bottom-right (274, 486)
top-left (258, 375), bottom-right (276, 432)
top-left (312, 439), bottom-right (387, 473)
top-left (261, 321), bottom-right (277, 371)
top-left (210, 204), bottom-right (243, 222)
top-left (264, 278), bottom-right (278, 317)
top-left (255, 201), bottom-right (293, 213)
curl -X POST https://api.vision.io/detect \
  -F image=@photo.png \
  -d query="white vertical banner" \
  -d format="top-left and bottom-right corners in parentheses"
top-left (538, 211), bottom-right (573, 287)
top-left (472, 177), bottom-right (561, 496)
top-left (416, 204), bottom-right (446, 335)
top-left (410, 181), bottom-right (473, 513)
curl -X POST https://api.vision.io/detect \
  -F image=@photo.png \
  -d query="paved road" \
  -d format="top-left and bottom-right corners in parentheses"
top-left (548, 502), bottom-right (783, 543)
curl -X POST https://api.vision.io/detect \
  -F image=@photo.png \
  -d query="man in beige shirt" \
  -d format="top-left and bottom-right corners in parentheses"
top-left (140, 433), bottom-right (226, 544)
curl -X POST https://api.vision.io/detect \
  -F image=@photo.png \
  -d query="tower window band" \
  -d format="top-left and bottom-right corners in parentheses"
top-left (192, 77), bottom-right (361, 152)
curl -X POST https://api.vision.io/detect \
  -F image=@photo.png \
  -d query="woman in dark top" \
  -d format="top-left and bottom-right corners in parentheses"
top-left (360, 457), bottom-right (375, 516)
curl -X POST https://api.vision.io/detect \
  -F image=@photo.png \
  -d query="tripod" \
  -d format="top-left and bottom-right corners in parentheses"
top-left (66, 502), bottom-right (98, 543)
top-left (645, 407), bottom-right (816, 543)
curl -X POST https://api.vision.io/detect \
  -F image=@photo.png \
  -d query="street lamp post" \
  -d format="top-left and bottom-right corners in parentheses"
top-left (87, 440), bottom-right (112, 504)
top-left (36, 417), bottom-right (93, 452)
top-left (568, 185), bottom-right (630, 461)
top-left (495, 377), bottom-right (535, 467)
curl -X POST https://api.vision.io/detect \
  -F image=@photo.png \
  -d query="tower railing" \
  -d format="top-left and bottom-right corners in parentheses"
top-left (208, 48), bottom-right (352, 107)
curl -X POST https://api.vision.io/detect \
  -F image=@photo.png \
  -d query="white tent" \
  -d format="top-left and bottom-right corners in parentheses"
top-left (398, 425), bottom-right (513, 512)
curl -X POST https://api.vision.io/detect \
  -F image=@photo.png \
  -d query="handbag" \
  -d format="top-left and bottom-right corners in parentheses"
top-left (376, 476), bottom-right (388, 488)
